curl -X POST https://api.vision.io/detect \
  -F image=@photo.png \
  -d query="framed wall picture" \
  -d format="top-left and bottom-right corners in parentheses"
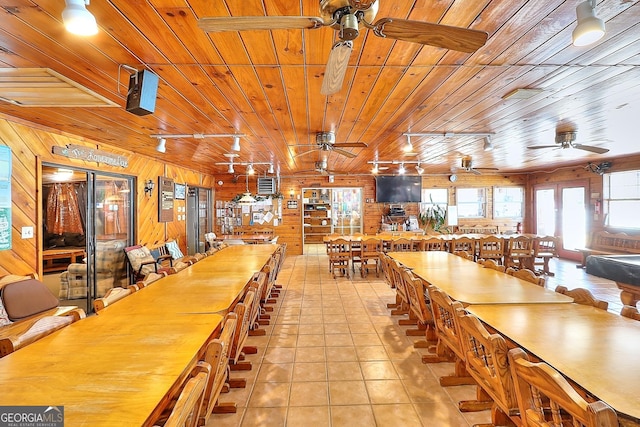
top-left (174, 183), bottom-right (186, 200)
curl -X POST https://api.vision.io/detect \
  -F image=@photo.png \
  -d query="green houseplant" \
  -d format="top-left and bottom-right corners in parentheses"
top-left (419, 197), bottom-right (448, 233)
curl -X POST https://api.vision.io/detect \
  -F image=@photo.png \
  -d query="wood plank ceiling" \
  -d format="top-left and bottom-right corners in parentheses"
top-left (0, 0), bottom-right (638, 177)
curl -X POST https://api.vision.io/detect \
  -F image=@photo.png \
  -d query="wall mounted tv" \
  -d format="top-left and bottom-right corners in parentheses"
top-left (375, 176), bottom-right (422, 203)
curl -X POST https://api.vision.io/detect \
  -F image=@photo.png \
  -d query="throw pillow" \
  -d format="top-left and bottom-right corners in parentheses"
top-left (165, 240), bottom-right (184, 260)
top-left (127, 246), bottom-right (155, 272)
top-left (0, 298), bottom-right (12, 326)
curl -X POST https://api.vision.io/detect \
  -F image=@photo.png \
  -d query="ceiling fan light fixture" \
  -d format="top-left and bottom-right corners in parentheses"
top-left (483, 136), bottom-right (493, 151)
top-left (231, 135), bottom-right (241, 152)
top-left (339, 13), bottom-right (359, 41)
top-left (63, 0), bottom-right (98, 36)
top-left (155, 137), bottom-right (166, 153)
top-left (572, 0), bottom-right (605, 47)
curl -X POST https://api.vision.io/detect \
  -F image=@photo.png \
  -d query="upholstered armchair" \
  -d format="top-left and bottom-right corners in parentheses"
top-left (59, 240), bottom-right (127, 299)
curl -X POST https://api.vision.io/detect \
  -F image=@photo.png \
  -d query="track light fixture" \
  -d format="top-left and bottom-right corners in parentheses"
top-left (371, 163), bottom-right (379, 174)
top-left (572, 0), bottom-right (605, 46)
top-left (227, 163), bottom-right (234, 174)
top-left (415, 163), bottom-right (424, 175)
top-left (155, 137), bottom-right (166, 153)
top-left (483, 136), bottom-right (494, 151)
top-left (62, 0), bottom-right (98, 36)
top-left (268, 163), bottom-right (274, 174)
top-left (398, 163), bottom-right (406, 174)
top-left (403, 135), bottom-right (413, 152)
top-left (247, 163), bottom-right (255, 175)
top-left (231, 135), bottom-right (241, 152)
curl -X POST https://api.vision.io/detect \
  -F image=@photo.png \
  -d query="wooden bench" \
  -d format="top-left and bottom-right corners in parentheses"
top-left (576, 231), bottom-right (640, 267)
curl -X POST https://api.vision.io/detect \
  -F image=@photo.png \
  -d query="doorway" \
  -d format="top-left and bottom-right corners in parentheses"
top-left (186, 186), bottom-right (212, 255)
top-left (42, 164), bottom-right (134, 312)
top-left (534, 181), bottom-right (588, 261)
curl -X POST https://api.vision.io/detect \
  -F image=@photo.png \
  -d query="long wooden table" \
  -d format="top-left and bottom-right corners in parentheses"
top-left (388, 251), bottom-right (572, 305)
top-left (467, 304), bottom-right (640, 425)
top-left (0, 244), bottom-right (276, 426)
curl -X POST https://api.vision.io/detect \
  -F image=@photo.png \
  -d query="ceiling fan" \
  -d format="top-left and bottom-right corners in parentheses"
top-left (301, 160), bottom-right (345, 175)
top-left (198, 0), bottom-right (489, 95)
top-left (293, 131), bottom-right (367, 158)
top-left (527, 131), bottom-right (609, 154)
top-left (453, 155), bottom-right (499, 175)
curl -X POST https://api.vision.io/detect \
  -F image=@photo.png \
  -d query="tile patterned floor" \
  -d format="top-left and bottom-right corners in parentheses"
top-left (205, 246), bottom-right (622, 427)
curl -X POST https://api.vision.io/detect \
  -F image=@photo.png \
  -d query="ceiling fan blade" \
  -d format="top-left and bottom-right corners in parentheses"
top-left (198, 16), bottom-right (324, 32)
top-left (475, 167), bottom-right (499, 171)
top-left (370, 19), bottom-right (488, 53)
top-left (573, 144), bottom-right (610, 154)
top-left (527, 145), bottom-right (561, 150)
top-left (321, 41), bottom-right (352, 95)
top-left (334, 142), bottom-right (368, 148)
top-left (293, 149), bottom-right (319, 158)
top-left (469, 169), bottom-right (482, 175)
top-left (332, 148), bottom-right (357, 158)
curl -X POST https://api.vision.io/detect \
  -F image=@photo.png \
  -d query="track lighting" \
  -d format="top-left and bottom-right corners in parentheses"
top-left (483, 136), bottom-right (493, 151)
top-left (155, 137), bottom-right (166, 153)
top-left (372, 163), bottom-right (379, 174)
top-left (268, 163), bottom-right (274, 174)
top-left (247, 163), bottom-right (255, 175)
top-left (398, 163), bottom-right (405, 175)
top-left (227, 163), bottom-right (234, 174)
top-left (415, 163), bottom-right (424, 175)
top-left (62, 0), bottom-right (98, 36)
top-left (572, 0), bottom-right (605, 47)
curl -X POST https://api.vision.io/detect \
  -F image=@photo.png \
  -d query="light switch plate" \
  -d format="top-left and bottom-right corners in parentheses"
top-left (21, 226), bottom-right (34, 239)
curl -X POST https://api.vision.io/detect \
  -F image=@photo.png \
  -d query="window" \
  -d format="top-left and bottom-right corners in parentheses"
top-left (493, 186), bottom-right (524, 218)
top-left (421, 188), bottom-right (448, 211)
top-left (456, 188), bottom-right (486, 218)
top-left (604, 170), bottom-right (640, 228)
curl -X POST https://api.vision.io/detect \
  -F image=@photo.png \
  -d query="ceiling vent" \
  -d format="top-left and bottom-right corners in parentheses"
top-left (257, 177), bottom-right (276, 195)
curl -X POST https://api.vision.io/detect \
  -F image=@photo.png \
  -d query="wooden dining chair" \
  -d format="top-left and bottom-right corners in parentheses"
top-left (424, 286), bottom-right (477, 387)
top-left (398, 267), bottom-right (436, 349)
top-left (360, 237), bottom-right (381, 277)
top-left (451, 236), bottom-right (476, 259)
top-left (508, 348), bottom-right (619, 427)
top-left (420, 237), bottom-right (445, 252)
top-left (93, 286), bottom-right (137, 313)
top-left (483, 258), bottom-right (506, 273)
top-left (326, 238), bottom-right (351, 278)
top-left (533, 236), bottom-right (558, 276)
top-left (506, 267), bottom-right (546, 287)
top-left (554, 286), bottom-right (608, 310)
top-left (453, 250), bottom-right (474, 261)
top-left (478, 235), bottom-right (505, 265)
top-left (504, 235), bottom-right (535, 270)
top-left (456, 309), bottom-right (520, 426)
top-left (386, 257), bottom-right (412, 318)
top-left (229, 289), bottom-right (256, 372)
top-left (160, 364), bottom-right (210, 427)
top-left (388, 237), bottom-right (413, 252)
top-left (621, 305), bottom-right (640, 320)
top-left (199, 314), bottom-right (239, 422)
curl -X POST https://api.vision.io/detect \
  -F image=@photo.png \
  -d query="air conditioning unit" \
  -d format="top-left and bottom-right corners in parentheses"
top-left (257, 177), bottom-right (276, 195)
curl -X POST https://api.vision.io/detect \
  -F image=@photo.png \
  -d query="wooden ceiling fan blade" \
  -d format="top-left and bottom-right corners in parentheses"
top-left (332, 148), bottom-right (357, 158)
top-left (573, 144), bottom-right (610, 154)
top-left (321, 41), bottom-right (352, 95)
top-left (371, 19), bottom-right (488, 53)
top-left (527, 145), bottom-right (560, 150)
top-left (470, 169), bottom-right (482, 175)
top-left (293, 149), bottom-right (319, 158)
top-left (198, 16), bottom-right (324, 32)
top-left (334, 142), bottom-right (368, 148)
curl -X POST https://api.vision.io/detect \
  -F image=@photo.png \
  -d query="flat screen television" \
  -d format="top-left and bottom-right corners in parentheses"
top-left (375, 176), bottom-right (422, 203)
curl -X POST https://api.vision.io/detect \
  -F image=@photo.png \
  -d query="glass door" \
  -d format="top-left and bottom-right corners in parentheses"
top-left (534, 181), bottom-right (587, 261)
top-left (331, 188), bottom-right (363, 235)
top-left (186, 186), bottom-right (212, 255)
top-left (91, 174), bottom-right (133, 303)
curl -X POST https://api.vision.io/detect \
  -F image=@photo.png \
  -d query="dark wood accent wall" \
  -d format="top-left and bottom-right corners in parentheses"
top-left (0, 115), bottom-right (214, 277)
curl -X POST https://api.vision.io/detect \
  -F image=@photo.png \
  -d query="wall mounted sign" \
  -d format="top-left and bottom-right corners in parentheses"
top-left (158, 176), bottom-right (174, 222)
top-left (52, 144), bottom-right (129, 168)
top-left (0, 146), bottom-right (11, 251)
top-left (287, 200), bottom-right (298, 209)
top-left (174, 183), bottom-right (186, 200)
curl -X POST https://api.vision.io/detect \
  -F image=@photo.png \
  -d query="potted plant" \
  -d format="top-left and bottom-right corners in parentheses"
top-left (419, 197), bottom-right (448, 233)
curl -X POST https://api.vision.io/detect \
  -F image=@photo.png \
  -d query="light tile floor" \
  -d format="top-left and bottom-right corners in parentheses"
top-left (206, 246), bottom-right (622, 427)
